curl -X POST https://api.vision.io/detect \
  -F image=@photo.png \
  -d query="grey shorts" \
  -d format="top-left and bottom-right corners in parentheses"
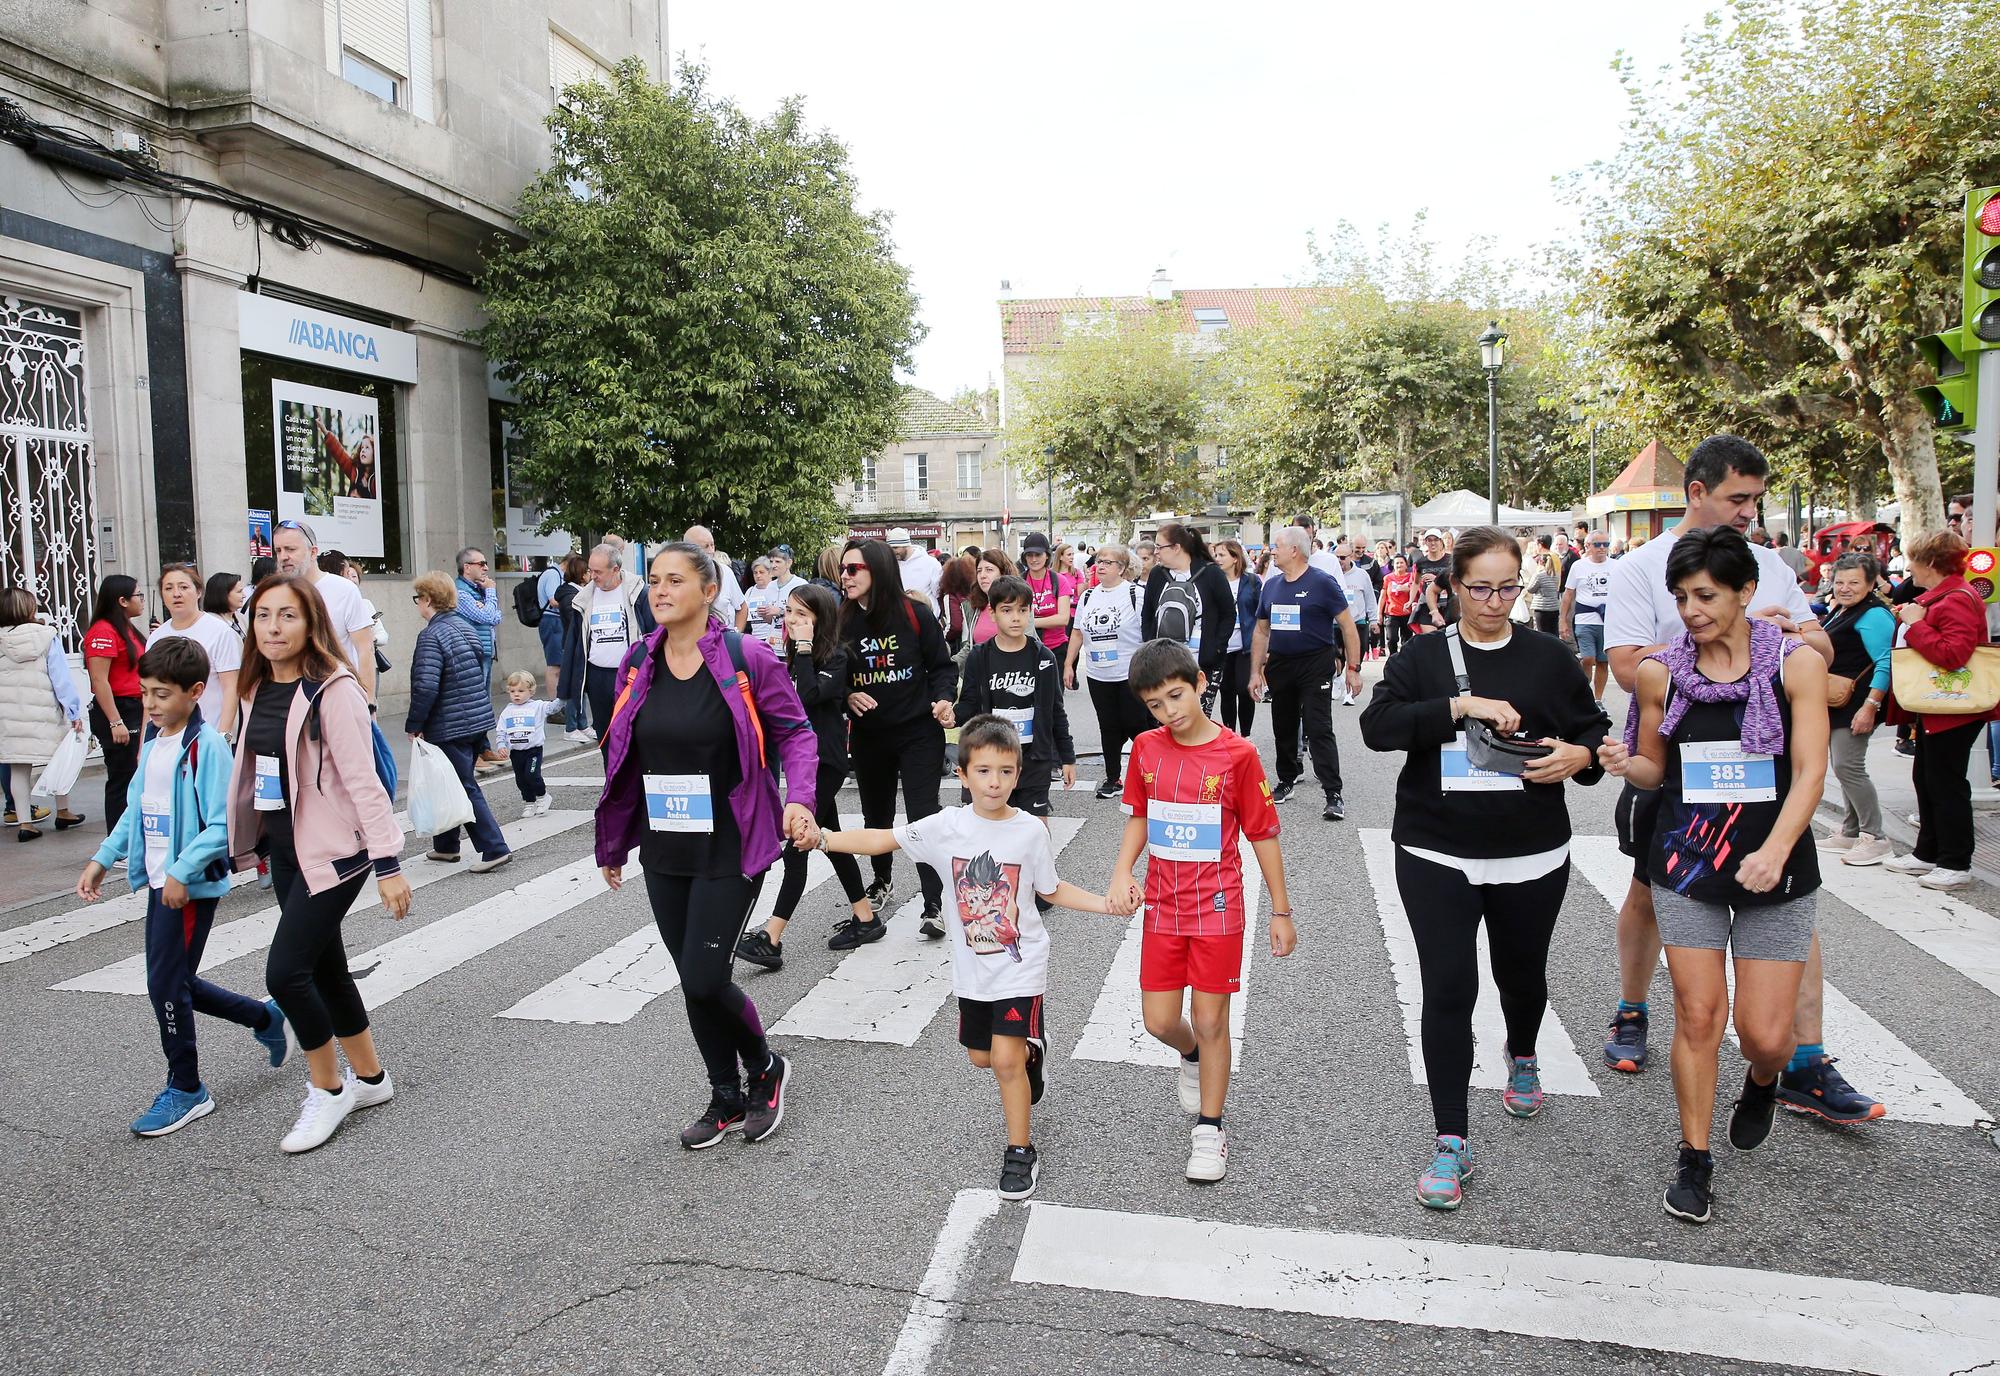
top-left (1574, 622), bottom-right (1605, 663)
top-left (1652, 887), bottom-right (1816, 962)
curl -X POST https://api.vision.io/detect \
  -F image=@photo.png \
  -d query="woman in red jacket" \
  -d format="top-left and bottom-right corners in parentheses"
top-left (1882, 530), bottom-right (1997, 891)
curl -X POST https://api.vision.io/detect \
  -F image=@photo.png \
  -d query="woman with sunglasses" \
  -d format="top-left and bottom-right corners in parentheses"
top-left (1360, 528), bottom-right (1608, 1212)
top-left (836, 539), bottom-right (957, 945)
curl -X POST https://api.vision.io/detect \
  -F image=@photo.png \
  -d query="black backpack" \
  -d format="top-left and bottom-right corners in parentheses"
top-left (513, 576), bottom-right (543, 628)
top-left (1156, 578), bottom-right (1202, 648)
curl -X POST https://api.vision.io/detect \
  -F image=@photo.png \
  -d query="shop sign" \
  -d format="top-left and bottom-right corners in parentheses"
top-left (238, 292), bottom-right (419, 383)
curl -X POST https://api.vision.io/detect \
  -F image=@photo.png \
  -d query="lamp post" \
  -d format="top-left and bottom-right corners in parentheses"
top-left (1478, 322), bottom-right (1507, 524)
top-left (1569, 403), bottom-right (1600, 525)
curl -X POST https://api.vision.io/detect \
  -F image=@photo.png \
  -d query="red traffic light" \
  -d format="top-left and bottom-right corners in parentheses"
top-left (1983, 193), bottom-right (2000, 236)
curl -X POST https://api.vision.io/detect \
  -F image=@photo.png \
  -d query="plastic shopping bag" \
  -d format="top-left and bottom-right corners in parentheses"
top-left (30, 729), bottom-right (87, 802)
top-left (406, 738), bottom-right (475, 836)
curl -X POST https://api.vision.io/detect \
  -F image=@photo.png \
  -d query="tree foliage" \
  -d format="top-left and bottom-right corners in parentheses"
top-left (477, 61), bottom-right (922, 555)
top-left (1573, 0), bottom-right (2000, 538)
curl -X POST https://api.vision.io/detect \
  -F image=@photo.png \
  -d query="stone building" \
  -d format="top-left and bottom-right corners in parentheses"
top-left (840, 386), bottom-right (1034, 556)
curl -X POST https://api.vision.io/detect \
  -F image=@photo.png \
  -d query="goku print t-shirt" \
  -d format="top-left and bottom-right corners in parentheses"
top-left (896, 806), bottom-right (1059, 1001)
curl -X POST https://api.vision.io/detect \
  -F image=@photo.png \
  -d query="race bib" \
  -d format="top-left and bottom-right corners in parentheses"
top-left (645, 774), bottom-right (715, 833)
top-left (1679, 741), bottom-right (1777, 803)
top-left (997, 705), bottom-right (1035, 745)
top-left (501, 711), bottom-right (536, 747)
top-left (589, 608), bottom-right (625, 647)
top-left (1440, 732), bottom-right (1522, 792)
top-left (141, 797), bottom-right (171, 870)
top-left (1147, 799), bottom-right (1222, 862)
top-left (254, 754), bottom-right (284, 811)
top-left (1270, 603), bottom-right (1302, 633)
top-left (1087, 643), bottom-right (1122, 670)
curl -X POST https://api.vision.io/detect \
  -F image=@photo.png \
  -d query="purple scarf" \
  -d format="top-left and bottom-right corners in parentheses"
top-left (1623, 616), bottom-right (1791, 755)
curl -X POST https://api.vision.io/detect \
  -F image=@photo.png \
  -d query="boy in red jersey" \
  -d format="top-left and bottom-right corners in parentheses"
top-left (1109, 640), bottom-right (1296, 1183)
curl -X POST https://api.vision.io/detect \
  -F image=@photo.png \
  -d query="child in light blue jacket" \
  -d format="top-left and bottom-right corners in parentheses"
top-left (76, 638), bottom-right (294, 1137)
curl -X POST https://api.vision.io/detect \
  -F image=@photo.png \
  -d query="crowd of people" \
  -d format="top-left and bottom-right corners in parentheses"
top-left (2, 434), bottom-right (1993, 1220)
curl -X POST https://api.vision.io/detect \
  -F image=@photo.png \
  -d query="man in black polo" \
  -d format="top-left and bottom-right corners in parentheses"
top-left (1249, 526), bottom-right (1363, 821)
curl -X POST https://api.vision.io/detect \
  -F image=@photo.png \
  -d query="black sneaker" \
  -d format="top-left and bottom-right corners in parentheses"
top-left (742, 1054), bottom-right (791, 1143)
top-left (1271, 781), bottom-right (1298, 804)
top-left (918, 906), bottom-right (946, 939)
top-left (1322, 793), bottom-right (1345, 821)
top-left (1663, 1141), bottom-right (1714, 1223)
top-left (1027, 1038), bottom-right (1046, 1106)
top-left (999, 1144), bottom-right (1039, 1201)
top-left (1603, 1009), bottom-right (1649, 1072)
top-left (680, 1094), bottom-right (746, 1150)
top-left (1728, 1071), bottom-right (1779, 1151)
top-left (735, 930), bottom-right (783, 971)
top-left (1093, 779), bottom-right (1122, 800)
top-left (828, 916), bottom-right (886, 951)
top-left (864, 877), bottom-right (896, 911)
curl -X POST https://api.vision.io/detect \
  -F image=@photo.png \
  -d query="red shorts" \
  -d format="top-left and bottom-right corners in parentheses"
top-left (1139, 928), bottom-right (1245, 996)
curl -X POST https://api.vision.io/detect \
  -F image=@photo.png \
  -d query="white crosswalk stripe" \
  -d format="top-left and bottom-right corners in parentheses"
top-left (1357, 829), bottom-right (1600, 1097)
top-left (1568, 836), bottom-right (1989, 1126)
top-left (50, 810), bottom-right (594, 995)
top-left (1815, 856), bottom-right (2000, 1001)
top-left (2, 870), bottom-right (255, 967)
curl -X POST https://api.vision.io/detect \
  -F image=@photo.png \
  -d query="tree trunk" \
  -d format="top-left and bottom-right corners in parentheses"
top-left (1843, 468), bottom-right (1876, 520)
top-left (1880, 397), bottom-right (1945, 541)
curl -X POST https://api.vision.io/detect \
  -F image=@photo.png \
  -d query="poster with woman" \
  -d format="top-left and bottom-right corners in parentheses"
top-left (273, 378), bottom-right (385, 557)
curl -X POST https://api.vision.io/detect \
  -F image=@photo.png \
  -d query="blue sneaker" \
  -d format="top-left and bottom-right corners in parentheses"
top-left (132, 1083), bottom-right (214, 1137)
top-left (1777, 1055), bottom-right (1886, 1124)
top-left (253, 999), bottom-right (296, 1068)
top-left (1501, 1046), bottom-right (1544, 1119)
top-left (1603, 1009), bottom-right (1649, 1073)
top-left (1416, 1135), bottom-right (1473, 1210)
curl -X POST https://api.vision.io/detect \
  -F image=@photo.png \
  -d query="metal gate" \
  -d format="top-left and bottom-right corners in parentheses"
top-left (0, 295), bottom-right (100, 652)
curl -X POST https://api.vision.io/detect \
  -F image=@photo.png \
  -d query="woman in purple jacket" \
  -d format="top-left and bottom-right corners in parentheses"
top-left (596, 542), bottom-right (819, 1150)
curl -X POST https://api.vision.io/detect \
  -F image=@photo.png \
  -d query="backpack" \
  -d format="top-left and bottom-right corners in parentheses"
top-left (609, 631), bottom-right (776, 778)
top-left (1156, 578), bottom-right (1202, 649)
top-left (301, 679), bottom-right (399, 800)
top-left (512, 576), bottom-right (544, 628)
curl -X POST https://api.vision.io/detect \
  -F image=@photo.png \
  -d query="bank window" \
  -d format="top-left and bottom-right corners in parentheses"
top-left (905, 452), bottom-right (928, 504)
top-left (240, 352), bottom-right (406, 574)
top-left (956, 450), bottom-right (981, 498)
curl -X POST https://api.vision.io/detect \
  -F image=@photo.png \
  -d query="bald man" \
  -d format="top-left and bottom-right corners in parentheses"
top-left (683, 525), bottom-right (749, 630)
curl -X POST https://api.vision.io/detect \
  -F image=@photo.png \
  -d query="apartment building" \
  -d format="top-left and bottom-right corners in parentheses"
top-left (842, 386), bottom-right (1037, 555)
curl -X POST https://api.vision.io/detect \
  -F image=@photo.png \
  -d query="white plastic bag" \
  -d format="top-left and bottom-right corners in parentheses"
top-left (31, 729), bottom-right (87, 802)
top-left (406, 739), bottom-right (475, 835)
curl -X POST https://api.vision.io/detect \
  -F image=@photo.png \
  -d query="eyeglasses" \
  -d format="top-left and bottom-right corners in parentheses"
top-left (1459, 583), bottom-right (1524, 602)
top-left (1588, 540), bottom-right (1610, 548)
top-left (464, 559), bottom-right (488, 567)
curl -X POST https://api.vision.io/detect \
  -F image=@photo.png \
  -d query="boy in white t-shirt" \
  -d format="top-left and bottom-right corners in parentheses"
top-left (811, 715), bottom-right (1131, 1201)
top-left (498, 670), bottom-right (558, 816)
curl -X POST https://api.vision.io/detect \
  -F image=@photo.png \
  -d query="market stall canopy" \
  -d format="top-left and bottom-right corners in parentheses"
top-left (1586, 440), bottom-right (1685, 517)
top-left (1410, 489), bottom-right (1572, 530)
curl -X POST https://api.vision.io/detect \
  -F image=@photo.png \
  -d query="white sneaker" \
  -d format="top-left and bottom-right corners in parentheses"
top-left (565, 728), bottom-right (596, 743)
top-left (1883, 853), bottom-right (1935, 876)
top-left (1342, 691), bottom-right (1358, 707)
top-left (346, 1067), bottom-right (396, 1109)
top-left (469, 851), bottom-right (513, 874)
top-left (1185, 1124), bottom-right (1228, 1183)
top-left (1842, 834), bottom-right (1893, 866)
top-left (1906, 811), bottom-right (1922, 827)
top-left (1817, 831), bottom-right (1858, 852)
top-left (280, 1081), bottom-right (356, 1154)
top-left (1177, 1057), bottom-right (1202, 1115)
top-left (1920, 867), bottom-right (1972, 891)
top-left (531, 796), bottom-right (553, 817)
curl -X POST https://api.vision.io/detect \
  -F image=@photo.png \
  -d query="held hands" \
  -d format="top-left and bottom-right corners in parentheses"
top-left (1735, 844), bottom-right (1786, 894)
top-left (1459, 696), bottom-right (1522, 734)
top-left (1597, 740), bottom-right (1632, 776)
top-left (1108, 873), bottom-right (1143, 917)
top-left (75, 861), bottom-right (105, 902)
top-left (782, 804), bottom-right (817, 850)
top-left (1521, 741), bottom-right (1593, 784)
top-left (1269, 912), bottom-right (1298, 958)
top-left (378, 874), bottom-right (412, 919)
top-left (931, 700), bottom-right (955, 727)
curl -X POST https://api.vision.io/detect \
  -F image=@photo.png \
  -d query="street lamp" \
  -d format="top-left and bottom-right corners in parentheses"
top-left (1478, 322), bottom-right (1507, 524)
top-left (1568, 403), bottom-right (1600, 520)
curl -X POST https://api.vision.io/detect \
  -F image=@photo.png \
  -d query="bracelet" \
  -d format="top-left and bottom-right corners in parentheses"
top-left (1271, 909), bottom-right (1293, 918)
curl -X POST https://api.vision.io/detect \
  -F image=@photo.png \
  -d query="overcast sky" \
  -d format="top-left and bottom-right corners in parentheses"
top-left (670, 0), bottom-right (1716, 399)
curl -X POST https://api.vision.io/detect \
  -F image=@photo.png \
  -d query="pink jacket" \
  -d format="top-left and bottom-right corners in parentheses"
top-left (228, 665), bottom-right (403, 894)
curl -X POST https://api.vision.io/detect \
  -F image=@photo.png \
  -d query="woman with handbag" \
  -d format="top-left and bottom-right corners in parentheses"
top-left (1815, 553), bottom-right (1897, 867)
top-left (0, 586), bottom-right (88, 839)
top-left (1881, 530), bottom-right (1997, 892)
top-left (1359, 528), bottom-right (1609, 1212)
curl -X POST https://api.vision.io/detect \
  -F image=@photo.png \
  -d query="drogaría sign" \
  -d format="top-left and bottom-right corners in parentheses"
top-left (237, 292), bottom-right (419, 383)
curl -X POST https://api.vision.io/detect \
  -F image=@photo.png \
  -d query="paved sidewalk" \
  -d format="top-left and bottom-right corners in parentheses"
top-left (1815, 719), bottom-right (2000, 885)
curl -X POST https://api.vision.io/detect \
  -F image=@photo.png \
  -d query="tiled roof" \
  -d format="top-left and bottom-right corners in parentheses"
top-left (1606, 440), bottom-right (1684, 492)
top-left (1000, 286), bottom-right (1340, 354)
top-left (898, 386), bottom-right (994, 438)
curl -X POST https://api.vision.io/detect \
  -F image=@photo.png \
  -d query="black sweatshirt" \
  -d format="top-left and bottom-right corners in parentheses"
top-left (788, 644), bottom-right (853, 774)
top-left (843, 599), bottom-right (957, 735)
top-left (953, 636), bottom-right (1077, 767)
top-left (1358, 627), bottom-right (1611, 858)
top-left (1140, 560), bottom-right (1237, 671)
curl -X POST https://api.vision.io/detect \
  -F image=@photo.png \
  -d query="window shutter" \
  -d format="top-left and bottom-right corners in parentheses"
top-left (550, 30), bottom-right (609, 98)
top-left (342, 0), bottom-right (409, 76)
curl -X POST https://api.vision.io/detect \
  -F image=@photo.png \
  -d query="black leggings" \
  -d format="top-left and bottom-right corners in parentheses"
top-left (645, 868), bottom-right (769, 1096)
top-left (1534, 608), bottom-right (1560, 636)
top-left (586, 664), bottom-right (620, 748)
top-left (1384, 614), bottom-right (1412, 656)
top-left (1086, 675), bottom-right (1150, 783)
top-left (90, 695), bottom-right (142, 834)
top-left (1913, 718), bottom-right (1982, 871)
top-left (774, 763), bottom-right (866, 919)
top-left (1395, 846), bottom-right (1569, 1138)
top-left (1218, 650), bottom-right (1257, 738)
top-left (851, 719), bottom-right (945, 909)
top-left (264, 839), bottom-right (374, 1051)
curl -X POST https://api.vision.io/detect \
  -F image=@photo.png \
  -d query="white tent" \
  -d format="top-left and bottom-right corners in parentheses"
top-left (1410, 488), bottom-right (1572, 531)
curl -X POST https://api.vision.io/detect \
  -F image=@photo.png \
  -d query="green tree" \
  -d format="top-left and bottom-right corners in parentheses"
top-left (1574, 0), bottom-right (2000, 539)
top-left (478, 61), bottom-right (922, 555)
top-left (1004, 311), bottom-right (1211, 527)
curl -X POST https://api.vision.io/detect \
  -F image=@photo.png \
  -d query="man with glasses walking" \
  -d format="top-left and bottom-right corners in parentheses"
top-left (1561, 530), bottom-right (1616, 703)
top-left (455, 547), bottom-right (507, 763)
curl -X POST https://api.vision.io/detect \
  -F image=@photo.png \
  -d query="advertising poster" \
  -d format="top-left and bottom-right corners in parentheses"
top-left (247, 509), bottom-right (273, 559)
top-left (498, 420), bottom-right (571, 560)
top-left (272, 379), bottom-right (384, 557)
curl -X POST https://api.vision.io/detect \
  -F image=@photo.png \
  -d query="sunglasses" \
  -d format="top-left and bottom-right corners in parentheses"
top-left (840, 562), bottom-right (868, 574)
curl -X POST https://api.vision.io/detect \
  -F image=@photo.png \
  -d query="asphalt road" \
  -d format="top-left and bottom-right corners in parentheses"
top-left (3, 658), bottom-right (1997, 1376)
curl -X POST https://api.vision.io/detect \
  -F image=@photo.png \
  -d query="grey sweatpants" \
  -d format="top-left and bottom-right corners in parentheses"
top-left (1828, 726), bottom-right (1883, 838)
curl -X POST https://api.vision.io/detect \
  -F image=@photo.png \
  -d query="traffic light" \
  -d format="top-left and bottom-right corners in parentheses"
top-left (1968, 186), bottom-right (2000, 351)
top-left (1917, 328), bottom-right (1976, 432)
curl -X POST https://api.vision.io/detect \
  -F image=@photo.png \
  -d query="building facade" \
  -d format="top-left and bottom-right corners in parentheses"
top-left (0, 0), bottom-right (662, 702)
top-left (840, 386), bottom-right (1033, 556)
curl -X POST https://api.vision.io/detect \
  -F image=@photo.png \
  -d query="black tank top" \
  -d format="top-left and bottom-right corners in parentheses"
top-left (1651, 663), bottom-right (1819, 906)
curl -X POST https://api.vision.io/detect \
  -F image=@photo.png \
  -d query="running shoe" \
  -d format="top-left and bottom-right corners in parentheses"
top-left (280, 1081), bottom-right (356, 1154)
top-left (918, 906), bottom-right (946, 940)
top-left (1322, 793), bottom-right (1345, 822)
top-left (346, 1068), bottom-right (395, 1110)
top-left (1603, 1009), bottom-right (1649, 1072)
top-left (1841, 834), bottom-right (1892, 866)
top-left (1093, 779), bottom-right (1122, 800)
top-left (742, 1054), bottom-right (791, 1142)
top-left (1776, 1055), bottom-right (1886, 1124)
top-left (132, 1083), bottom-right (214, 1137)
top-left (1920, 867), bottom-right (1972, 891)
top-left (564, 728), bottom-right (596, 743)
top-left (863, 877), bottom-right (896, 911)
top-left (1501, 1048), bottom-right (1544, 1119)
top-left (680, 1095), bottom-right (746, 1149)
top-left (470, 851), bottom-right (512, 874)
top-left (1882, 853), bottom-right (1934, 876)
top-left (1727, 1071), bottom-right (1779, 1150)
top-left (425, 850), bottom-right (461, 864)
top-left (1185, 1124), bottom-right (1228, 1183)
top-left (1893, 738), bottom-right (1916, 758)
top-left (999, 1144), bottom-right (1039, 1201)
top-left (736, 930), bottom-right (783, 970)
top-left (827, 916), bottom-right (885, 950)
top-left (1416, 1134), bottom-right (1472, 1210)
top-left (257, 857), bottom-right (273, 889)
top-left (1027, 1038), bottom-right (1046, 1106)
top-left (1271, 781), bottom-right (1298, 805)
top-left (1177, 1056), bottom-right (1202, 1115)
top-left (253, 998), bottom-right (296, 1068)
top-left (1663, 1141), bottom-right (1714, 1224)
top-left (1816, 831), bottom-right (1858, 852)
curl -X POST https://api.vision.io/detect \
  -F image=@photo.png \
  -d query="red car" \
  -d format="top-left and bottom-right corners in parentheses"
top-left (1804, 521), bottom-right (1895, 585)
